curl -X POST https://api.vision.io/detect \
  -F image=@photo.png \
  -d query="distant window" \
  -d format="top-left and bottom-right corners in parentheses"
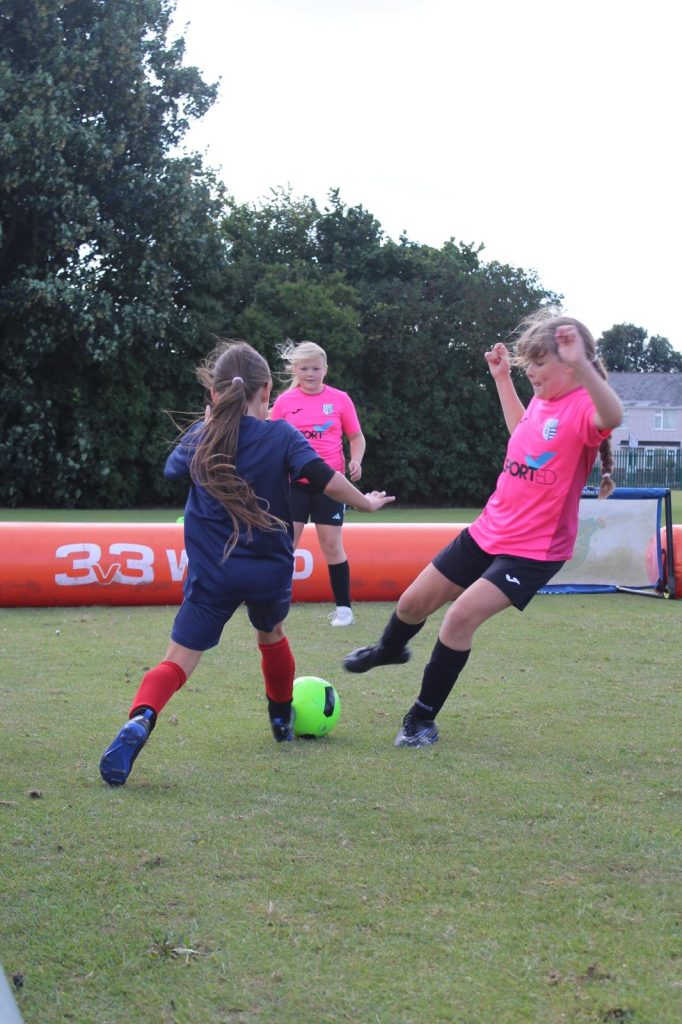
top-left (654, 409), bottom-right (676, 430)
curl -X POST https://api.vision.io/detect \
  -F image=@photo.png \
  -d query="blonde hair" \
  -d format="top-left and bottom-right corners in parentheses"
top-left (512, 310), bottom-right (615, 499)
top-left (278, 339), bottom-right (327, 390)
top-left (189, 339), bottom-right (287, 558)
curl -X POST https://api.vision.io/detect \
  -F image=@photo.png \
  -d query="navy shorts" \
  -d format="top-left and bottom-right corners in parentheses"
top-left (171, 592), bottom-right (292, 651)
top-left (432, 528), bottom-right (564, 611)
top-left (290, 481), bottom-right (345, 527)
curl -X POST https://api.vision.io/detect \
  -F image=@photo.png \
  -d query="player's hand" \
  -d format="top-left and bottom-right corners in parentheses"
top-left (364, 490), bottom-right (395, 512)
top-left (484, 342), bottom-right (511, 380)
top-left (555, 324), bottom-right (589, 366)
top-left (348, 459), bottom-right (363, 482)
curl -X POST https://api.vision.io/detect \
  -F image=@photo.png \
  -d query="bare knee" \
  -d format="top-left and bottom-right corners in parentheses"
top-left (396, 590), bottom-right (430, 624)
top-left (317, 526), bottom-right (345, 564)
top-left (396, 571), bottom-right (459, 625)
top-left (439, 606), bottom-right (476, 649)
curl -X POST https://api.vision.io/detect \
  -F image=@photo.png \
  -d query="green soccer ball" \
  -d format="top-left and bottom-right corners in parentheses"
top-left (292, 676), bottom-right (341, 738)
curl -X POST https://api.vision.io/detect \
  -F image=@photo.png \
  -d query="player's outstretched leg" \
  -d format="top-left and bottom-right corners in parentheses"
top-left (100, 709), bottom-right (155, 786)
top-left (343, 643), bottom-right (411, 673)
top-left (343, 611), bottom-right (424, 674)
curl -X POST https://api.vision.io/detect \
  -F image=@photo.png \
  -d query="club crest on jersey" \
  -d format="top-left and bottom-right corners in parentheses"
top-left (542, 418), bottom-right (559, 440)
top-left (323, 403), bottom-right (334, 415)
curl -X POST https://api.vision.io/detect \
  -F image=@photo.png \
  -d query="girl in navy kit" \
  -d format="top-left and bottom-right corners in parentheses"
top-left (100, 340), bottom-right (393, 786)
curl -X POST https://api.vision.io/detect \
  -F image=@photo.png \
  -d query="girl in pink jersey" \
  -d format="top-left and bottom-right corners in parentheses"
top-left (270, 340), bottom-right (366, 627)
top-left (344, 312), bottom-right (623, 747)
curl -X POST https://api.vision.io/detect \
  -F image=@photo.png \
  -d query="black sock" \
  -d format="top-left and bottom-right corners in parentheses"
top-left (268, 698), bottom-right (293, 719)
top-left (412, 640), bottom-right (470, 719)
top-left (130, 705), bottom-right (157, 731)
top-left (380, 611), bottom-right (425, 652)
top-left (328, 560), bottom-right (351, 607)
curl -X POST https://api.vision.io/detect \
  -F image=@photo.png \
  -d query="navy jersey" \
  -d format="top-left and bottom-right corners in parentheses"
top-left (164, 416), bottom-right (319, 603)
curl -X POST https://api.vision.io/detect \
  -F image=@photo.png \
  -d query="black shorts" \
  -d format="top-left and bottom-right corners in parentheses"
top-left (290, 481), bottom-right (345, 527)
top-left (432, 528), bottom-right (564, 611)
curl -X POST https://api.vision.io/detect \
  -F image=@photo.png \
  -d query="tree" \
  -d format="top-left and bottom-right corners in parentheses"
top-left (0, 0), bottom-right (225, 506)
top-left (218, 191), bottom-right (557, 505)
top-left (219, 189), bottom-right (365, 387)
top-left (349, 243), bottom-right (556, 504)
top-left (598, 324), bottom-right (682, 372)
top-left (645, 335), bottom-right (682, 372)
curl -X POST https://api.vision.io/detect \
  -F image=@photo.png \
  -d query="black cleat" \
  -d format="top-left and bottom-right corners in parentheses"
top-left (343, 644), bottom-right (411, 674)
top-left (393, 711), bottom-right (439, 748)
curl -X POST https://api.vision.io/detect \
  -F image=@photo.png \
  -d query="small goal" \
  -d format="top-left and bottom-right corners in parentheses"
top-left (540, 487), bottom-right (676, 598)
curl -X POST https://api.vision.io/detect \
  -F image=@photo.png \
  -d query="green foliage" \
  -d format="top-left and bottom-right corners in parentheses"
top-left (598, 323), bottom-right (682, 372)
top-left (220, 191), bottom-right (557, 505)
top-left (1, 5), bottom-right (563, 509)
top-left (0, 0), bottom-right (225, 506)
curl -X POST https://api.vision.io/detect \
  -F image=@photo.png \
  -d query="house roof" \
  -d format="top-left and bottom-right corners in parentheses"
top-left (607, 372), bottom-right (682, 407)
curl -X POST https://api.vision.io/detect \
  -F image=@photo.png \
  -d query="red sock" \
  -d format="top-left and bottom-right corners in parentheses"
top-left (129, 660), bottom-right (187, 718)
top-left (258, 636), bottom-right (295, 703)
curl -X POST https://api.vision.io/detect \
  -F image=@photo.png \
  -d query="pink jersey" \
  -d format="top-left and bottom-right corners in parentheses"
top-left (468, 387), bottom-right (611, 561)
top-left (269, 384), bottom-right (362, 476)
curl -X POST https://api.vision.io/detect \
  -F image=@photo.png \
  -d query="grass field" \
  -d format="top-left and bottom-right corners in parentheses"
top-left (1, 489), bottom-right (681, 524)
top-left (0, 507), bottom-right (481, 524)
top-left (2, 595), bottom-right (680, 1024)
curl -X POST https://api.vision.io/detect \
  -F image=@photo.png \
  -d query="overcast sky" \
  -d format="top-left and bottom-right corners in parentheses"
top-left (171, 0), bottom-right (681, 350)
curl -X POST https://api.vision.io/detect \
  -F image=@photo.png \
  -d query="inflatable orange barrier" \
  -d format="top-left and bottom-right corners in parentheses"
top-left (0, 522), bottom-right (464, 608)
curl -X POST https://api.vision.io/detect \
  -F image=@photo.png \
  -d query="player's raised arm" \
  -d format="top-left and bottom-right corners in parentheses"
top-left (555, 325), bottom-right (623, 431)
top-left (484, 342), bottom-right (525, 434)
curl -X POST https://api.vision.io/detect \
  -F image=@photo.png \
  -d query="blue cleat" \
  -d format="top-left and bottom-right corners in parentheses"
top-left (100, 711), bottom-right (153, 786)
top-left (270, 707), bottom-right (295, 742)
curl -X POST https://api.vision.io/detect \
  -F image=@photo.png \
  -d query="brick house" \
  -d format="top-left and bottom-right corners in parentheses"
top-left (600, 372), bottom-right (682, 488)
top-left (607, 373), bottom-right (682, 450)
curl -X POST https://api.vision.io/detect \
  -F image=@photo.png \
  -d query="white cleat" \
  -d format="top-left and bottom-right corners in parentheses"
top-left (329, 606), bottom-right (355, 627)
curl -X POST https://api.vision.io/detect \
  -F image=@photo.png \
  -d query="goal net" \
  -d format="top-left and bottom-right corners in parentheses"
top-left (540, 487), bottom-right (675, 597)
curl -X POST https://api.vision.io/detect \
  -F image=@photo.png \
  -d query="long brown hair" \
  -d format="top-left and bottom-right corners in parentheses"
top-left (512, 311), bottom-right (615, 498)
top-left (190, 340), bottom-right (287, 558)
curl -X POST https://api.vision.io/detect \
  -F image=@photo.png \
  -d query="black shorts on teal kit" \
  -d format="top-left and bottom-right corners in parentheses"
top-left (171, 591), bottom-right (292, 651)
top-left (289, 481), bottom-right (345, 527)
top-left (432, 527), bottom-right (564, 611)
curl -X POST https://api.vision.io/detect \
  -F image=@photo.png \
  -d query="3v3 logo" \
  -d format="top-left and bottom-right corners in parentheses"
top-left (91, 562), bottom-right (122, 584)
top-left (55, 542), bottom-right (154, 586)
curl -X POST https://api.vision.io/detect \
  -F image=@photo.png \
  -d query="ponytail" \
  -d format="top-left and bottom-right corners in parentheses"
top-left (592, 354), bottom-right (616, 498)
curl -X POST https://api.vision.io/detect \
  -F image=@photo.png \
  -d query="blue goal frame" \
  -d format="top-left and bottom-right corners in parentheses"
top-left (539, 487), bottom-right (675, 598)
